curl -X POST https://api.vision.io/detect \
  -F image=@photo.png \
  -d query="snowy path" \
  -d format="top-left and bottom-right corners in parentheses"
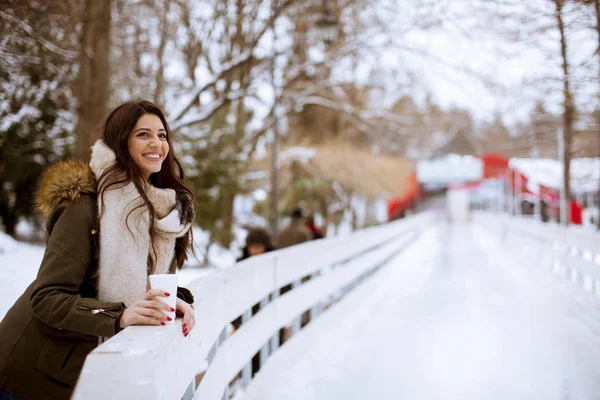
top-left (243, 223), bottom-right (600, 400)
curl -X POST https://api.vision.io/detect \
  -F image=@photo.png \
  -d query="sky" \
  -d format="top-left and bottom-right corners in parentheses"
top-left (332, 0), bottom-right (597, 127)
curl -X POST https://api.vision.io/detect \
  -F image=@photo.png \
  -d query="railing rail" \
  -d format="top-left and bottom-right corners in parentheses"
top-left (473, 211), bottom-right (600, 296)
top-left (73, 212), bottom-right (436, 400)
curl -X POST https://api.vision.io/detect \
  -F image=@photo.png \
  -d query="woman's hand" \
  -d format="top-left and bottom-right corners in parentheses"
top-left (176, 298), bottom-right (195, 337)
top-left (119, 289), bottom-right (174, 329)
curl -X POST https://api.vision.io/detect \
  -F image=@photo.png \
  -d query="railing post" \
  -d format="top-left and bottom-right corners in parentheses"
top-left (270, 256), bottom-right (279, 353)
top-left (291, 279), bottom-right (301, 335)
top-left (241, 308), bottom-right (252, 387)
top-left (310, 269), bottom-right (324, 321)
top-left (310, 302), bottom-right (322, 321)
top-left (260, 295), bottom-right (269, 367)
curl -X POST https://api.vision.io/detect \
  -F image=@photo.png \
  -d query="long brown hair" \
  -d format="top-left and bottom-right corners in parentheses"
top-left (97, 100), bottom-right (195, 271)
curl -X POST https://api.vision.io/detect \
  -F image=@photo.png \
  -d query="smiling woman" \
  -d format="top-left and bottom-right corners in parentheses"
top-left (127, 114), bottom-right (170, 181)
top-left (0, 100), bottom-right (197, 400)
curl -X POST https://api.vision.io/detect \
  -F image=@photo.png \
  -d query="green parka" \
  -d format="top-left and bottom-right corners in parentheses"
top-left (0, 160), bottom-right (189, 399)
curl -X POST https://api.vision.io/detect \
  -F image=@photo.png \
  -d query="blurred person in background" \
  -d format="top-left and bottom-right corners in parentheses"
top-left (237, 227), bottom-right (274, 262)
top-left (0, 101), bottom-right (196, 400)
top-left (233, 227), bottom-right (275, 331)
top-left (305, 213), bottom-right (324, 240)
top-left (277, 208), bottom-right (312, 249)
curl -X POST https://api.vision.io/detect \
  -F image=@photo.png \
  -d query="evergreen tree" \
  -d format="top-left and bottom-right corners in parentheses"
top-left (0, 1), bottom-right (78, 235)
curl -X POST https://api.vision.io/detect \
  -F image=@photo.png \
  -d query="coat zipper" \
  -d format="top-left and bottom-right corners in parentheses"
top-left (78, 306), bottom-right (120, 318)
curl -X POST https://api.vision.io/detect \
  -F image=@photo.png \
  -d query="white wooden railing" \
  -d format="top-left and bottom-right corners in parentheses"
top-left (73, 212), bottom-right (435, 400)
top-left (473, 211), bottom-right (600, 296)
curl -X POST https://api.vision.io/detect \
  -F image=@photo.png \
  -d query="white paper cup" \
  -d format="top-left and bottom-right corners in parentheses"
top-left (149, 274), bottom-right (177, 324)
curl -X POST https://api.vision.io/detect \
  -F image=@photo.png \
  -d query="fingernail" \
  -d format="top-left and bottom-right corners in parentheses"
top-left (165, 292), bottom-right (171, 297)
top-left (185, 333), bottom-right (188, 337)
top-left (170, 307), bottom-right (175, 312)
top-left (167, 317), bottom-right (172, 321)
top-left (161, 322), bottom-right (165, 326)
top-left (183, 323), bottom-right (187, 328)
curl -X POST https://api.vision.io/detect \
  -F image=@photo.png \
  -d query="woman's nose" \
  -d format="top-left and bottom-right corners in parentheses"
top-left (149, 137), bottom-right (160, 148)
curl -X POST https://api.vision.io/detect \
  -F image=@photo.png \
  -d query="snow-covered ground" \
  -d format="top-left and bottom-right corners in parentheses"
top-left (243, 222), bottom-right (600, 400)
top-left (0, 232), bottom-right (45, 320)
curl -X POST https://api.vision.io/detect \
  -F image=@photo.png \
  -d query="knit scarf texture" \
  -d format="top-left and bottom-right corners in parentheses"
top-left (90, 140), bottom-right (189, 307)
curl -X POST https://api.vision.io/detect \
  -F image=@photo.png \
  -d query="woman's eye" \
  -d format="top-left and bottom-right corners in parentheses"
top-left (137, 132), bottom-right (148, 137)
top-left (159, 133), bottom-right (167, 140)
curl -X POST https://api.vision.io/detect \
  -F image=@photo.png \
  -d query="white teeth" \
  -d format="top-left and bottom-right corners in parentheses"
top-left (144, 154), bottom-right (160, 159)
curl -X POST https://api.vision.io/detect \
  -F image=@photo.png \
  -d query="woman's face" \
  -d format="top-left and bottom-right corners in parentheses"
top-left (248, 243), bottom-right (267, 256)
top-left (127, 114), bottom-right (169, 181)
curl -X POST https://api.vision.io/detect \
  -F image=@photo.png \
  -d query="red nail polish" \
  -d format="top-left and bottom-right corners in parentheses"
top-left (165, 292), bottom-right (170, 297)
top-left (183, 323), bottom-right (187, 328)
top-left (167, 317), bottom-right (172, 321)
top-left (171, 307), bottom-right (175, 312)
top-left (161, 322), bottom-right (165, 325)
top-left (185, 333), bottom-right (188, 337)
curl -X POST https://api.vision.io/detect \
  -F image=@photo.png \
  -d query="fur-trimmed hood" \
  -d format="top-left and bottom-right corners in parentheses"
top-left (35, 159), bottom-right (97, 220)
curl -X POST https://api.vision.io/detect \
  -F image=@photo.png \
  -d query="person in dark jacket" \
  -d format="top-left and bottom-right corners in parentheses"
top-left (277, 208), bottom-right (313, 249)
top-left (0, 101), bottom-right (196, 400)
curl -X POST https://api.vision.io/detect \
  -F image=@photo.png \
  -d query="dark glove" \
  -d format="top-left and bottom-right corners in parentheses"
top-left (175, 192), bottom-right (194, 225)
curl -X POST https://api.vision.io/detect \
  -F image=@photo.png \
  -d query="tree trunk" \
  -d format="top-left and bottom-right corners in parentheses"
top-left (153, 0), bottom-right (170, 107)
top-left (594, 0), bottom-right (600, 87)
top-left (270, 0), bottom-right (280, 238)
top-left (595, 0), bottom-right (600, 228)
top-left (554, 0), bottom-right (574, 225)
top-left (0, 206), bottom-right (17, 237)
top-left (74, 0), bottom-right (112, 161)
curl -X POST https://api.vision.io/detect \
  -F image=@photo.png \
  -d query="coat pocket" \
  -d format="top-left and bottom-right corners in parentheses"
top-left (33, 337), bottom-right (93, 387)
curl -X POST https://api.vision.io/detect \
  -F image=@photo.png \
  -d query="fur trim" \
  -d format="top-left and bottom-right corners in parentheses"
top-left (35, 159), bottom-right (96, 220)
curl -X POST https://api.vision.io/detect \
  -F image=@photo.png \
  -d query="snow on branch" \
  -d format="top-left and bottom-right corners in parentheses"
top-left (0, 11), bottom-right (78, 60)
top-left (294, 95), bottom-right (414, 127)
top-left (170, 89), bottom-right (246, 131)
top-left (168, 50), bottom-right (254, 122)
top-left (277, 147), bottom-right (316, 166)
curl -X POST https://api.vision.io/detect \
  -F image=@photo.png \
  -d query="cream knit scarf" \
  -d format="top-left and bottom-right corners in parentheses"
top-left (90, 140), bottom-right (190, 307)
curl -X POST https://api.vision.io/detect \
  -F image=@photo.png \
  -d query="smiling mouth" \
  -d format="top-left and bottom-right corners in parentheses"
top-left (143, 153), bottom-right (162, 161)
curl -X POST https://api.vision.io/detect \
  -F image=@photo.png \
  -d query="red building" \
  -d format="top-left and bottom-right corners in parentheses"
top-left (387, 153), bottom-right (583, 224)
